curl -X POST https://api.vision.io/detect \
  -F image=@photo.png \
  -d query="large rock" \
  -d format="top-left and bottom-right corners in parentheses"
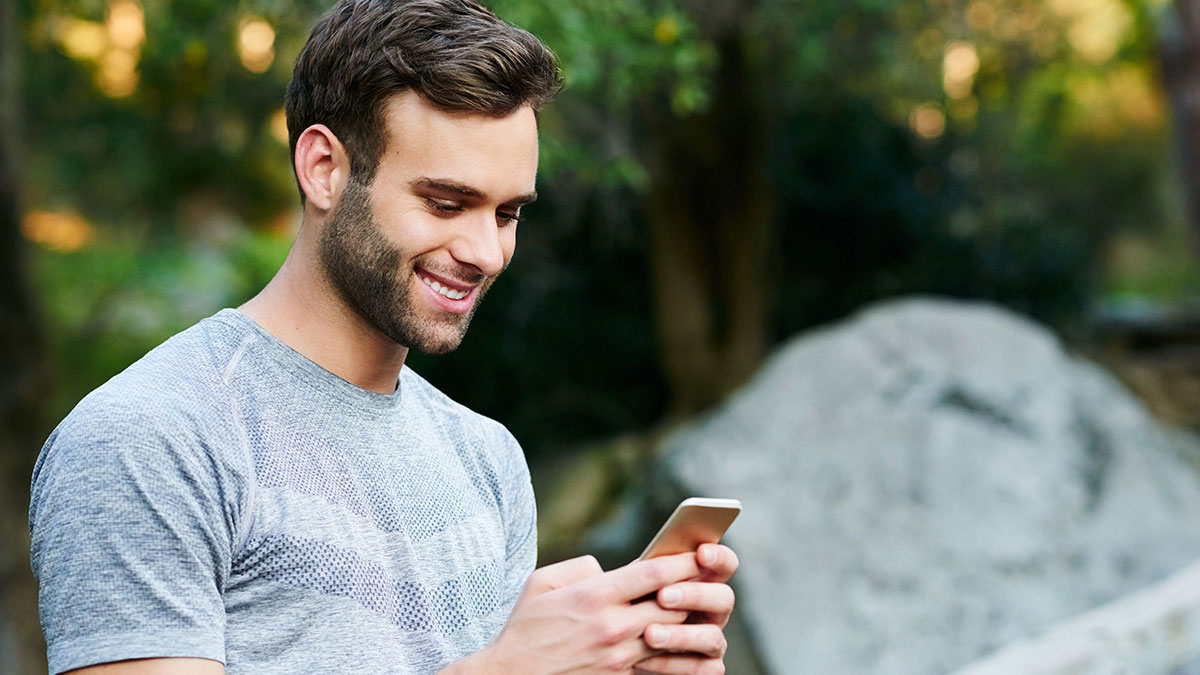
top-left (659, 297), bottom-right (1200, 674)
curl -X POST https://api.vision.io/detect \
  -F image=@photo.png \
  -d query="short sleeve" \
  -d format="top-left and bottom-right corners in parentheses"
top-left (496, 428), bottom-right (536, 607)
top-left (29, 399), bottom-right (240, 674)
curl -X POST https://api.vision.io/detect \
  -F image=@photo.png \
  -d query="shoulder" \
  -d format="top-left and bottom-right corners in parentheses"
top-left (29, 316), bottom-right (249, 674)
top-left (68, 314), bottom-right (247, 430)
top-left (33, 312), bottom-right (254, 492)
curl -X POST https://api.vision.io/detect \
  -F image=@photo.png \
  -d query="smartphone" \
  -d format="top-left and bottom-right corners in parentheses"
top-left (637, 497), bottom-right (742, 560)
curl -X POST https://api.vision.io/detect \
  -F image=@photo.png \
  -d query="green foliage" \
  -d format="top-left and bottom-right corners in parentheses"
top-left (22, 0), bottom-right (324, 228)
top-left (760, 0), bottom-right (1176, 337)
top-left (490, 0), bottom-right (715, 184)
top-left (17, 0), bottom-right (1190, 453)
top-left (32, 228), bottom-right (291, 422)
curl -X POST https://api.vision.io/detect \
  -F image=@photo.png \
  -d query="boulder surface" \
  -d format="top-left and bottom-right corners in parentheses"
top-left (660, 297), bottom-right (1200, 674)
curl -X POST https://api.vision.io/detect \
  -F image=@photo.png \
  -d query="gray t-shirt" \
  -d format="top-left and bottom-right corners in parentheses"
top-left (29, 309), bottom-right (536, 674)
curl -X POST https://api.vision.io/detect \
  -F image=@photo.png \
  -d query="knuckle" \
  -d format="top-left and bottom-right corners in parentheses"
top-left (598, 645), bottom-right (637, 672)
top-left (645, 561), bottom-right (670, 588)
top-left (703, 659), bottom-right (726, 675)
top-left (575, 585), bottom-right (607, 611)
top-left (714, 632), bottom-right (728, 658)
top-left (592, 615), bottom-right (629, 647)
top-left (697, 625), bottom-right (726, 657)
top-left (718, 583), bottom-right (736, 608)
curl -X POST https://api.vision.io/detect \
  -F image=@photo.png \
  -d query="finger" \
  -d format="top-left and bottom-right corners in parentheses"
top-left (635, 654), bottom-right (727, 675)
top-left (627, 598), bottom-right (690, 628)
top-left (696, 544), bottom-right (739, 583)
top-left (644, 622), bottom-right (727, 659)
top-left (573, 597), bottom-right (687, 660)
top-left (522, 555), bottom-right (604, 595)
top-left (602, 552), bottom-right (703, 603)
top-left (657, 581), bottom-right (735, 617)
top-left (583, 603), bottom-right (685, 668)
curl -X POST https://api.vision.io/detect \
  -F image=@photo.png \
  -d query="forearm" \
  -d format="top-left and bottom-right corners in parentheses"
top-left (437, 646), bottom-right (510, 675)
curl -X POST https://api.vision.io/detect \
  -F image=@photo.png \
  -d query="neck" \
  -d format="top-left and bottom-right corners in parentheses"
top-left (239, 227), bottom-right (409, 394)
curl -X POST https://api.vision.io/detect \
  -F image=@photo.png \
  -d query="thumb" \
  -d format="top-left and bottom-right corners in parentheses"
top-left (521, 554), bottom-right (604, 596)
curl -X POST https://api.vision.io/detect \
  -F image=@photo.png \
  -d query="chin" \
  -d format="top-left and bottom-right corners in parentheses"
top-left (412, 338), bottom-right (464, 356)
top-left (386, 320), bottom-right (470, 356)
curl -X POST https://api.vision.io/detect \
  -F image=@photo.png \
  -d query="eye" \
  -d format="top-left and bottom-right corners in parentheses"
top-left (497, 210), bottom-right (524, 226)
top-left (425, 198), bottom-right (463, 215)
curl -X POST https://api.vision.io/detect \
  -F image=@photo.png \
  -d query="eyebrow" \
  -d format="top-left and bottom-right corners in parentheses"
top-left (410, 177), bottom-right (538, 206)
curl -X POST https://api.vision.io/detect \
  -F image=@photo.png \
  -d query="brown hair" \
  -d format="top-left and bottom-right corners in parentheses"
top-left (285, 0), bottom-right (562, 187)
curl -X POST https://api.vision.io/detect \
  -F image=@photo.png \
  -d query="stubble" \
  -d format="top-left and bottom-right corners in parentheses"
top-left (318, 177), bottom-right (489, 354)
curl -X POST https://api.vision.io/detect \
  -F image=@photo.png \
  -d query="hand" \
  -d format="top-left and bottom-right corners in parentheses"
top-left (633, 543), bottom-right (740, 675)
top-left (459, 552), bottom-right (704, 674)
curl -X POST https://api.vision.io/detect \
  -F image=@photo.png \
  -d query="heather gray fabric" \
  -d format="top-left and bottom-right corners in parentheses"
top-left (29, 308), bottom-right (536, 674)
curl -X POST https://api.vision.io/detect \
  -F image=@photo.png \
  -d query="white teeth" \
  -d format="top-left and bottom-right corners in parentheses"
top-left (421, 275), bottom-right (468, 300)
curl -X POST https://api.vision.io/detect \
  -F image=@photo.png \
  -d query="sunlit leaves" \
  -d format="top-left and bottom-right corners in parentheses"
top-left (49, 0), bottom-right (144, 97)
top-left (489, 0), bottom-right (715, 185)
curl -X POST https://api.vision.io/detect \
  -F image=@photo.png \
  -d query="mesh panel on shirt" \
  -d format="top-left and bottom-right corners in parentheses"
top-left (234, 534), bottom-right (505, 633)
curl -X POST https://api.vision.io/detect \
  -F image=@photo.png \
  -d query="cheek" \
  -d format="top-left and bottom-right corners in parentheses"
top-left (501, 229), bottom-right (518, 265)
top-left (376, 208), bottom-right (442, 249)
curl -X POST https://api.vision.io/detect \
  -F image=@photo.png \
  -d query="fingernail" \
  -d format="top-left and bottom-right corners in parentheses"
top-left (661, 587), bottom-right (682, 607)
top-left (699, 546), bottom-right (716, 566)
top-left (646, 625), bottom-right (669, 647)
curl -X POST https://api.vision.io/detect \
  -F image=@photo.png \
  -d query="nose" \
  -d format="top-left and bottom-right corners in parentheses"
top-left (448, 213), bottom-right (509, 277)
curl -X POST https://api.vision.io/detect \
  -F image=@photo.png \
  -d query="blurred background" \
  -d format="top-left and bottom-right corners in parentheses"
top-left (6, 0), bottom-right (1200, 672)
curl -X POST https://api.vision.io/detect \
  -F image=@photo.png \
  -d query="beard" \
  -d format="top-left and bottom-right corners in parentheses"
top-left (318, 177), bottom-right (494, 355)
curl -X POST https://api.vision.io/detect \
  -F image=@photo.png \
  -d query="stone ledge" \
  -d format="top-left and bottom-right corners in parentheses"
top-left (951, 558), bottom-right (1200, 675)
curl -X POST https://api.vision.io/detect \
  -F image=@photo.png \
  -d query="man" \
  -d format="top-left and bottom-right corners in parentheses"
top-left (28, 0), bottom-right (738, 673)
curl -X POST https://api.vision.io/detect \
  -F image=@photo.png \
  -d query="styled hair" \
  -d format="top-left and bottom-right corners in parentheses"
top-left (285, 0), bottom-right (563, 187)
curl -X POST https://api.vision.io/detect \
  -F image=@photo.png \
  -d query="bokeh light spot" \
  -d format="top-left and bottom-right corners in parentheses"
top-left (97, 47), bottom-right (139, 97)
top-left (107, 0), bottom-right (144, 51)
top-left (1051, 0), bottom-right (1131, 64)
top-left (965, 1), bottom-right (996, 31)
top-left (943, 41), bottom-right (980, 100)
top-left (654, 16), bottom-right (679, 45)
top-left (910, 103), bottom-right (947, 139)
top-left (270, 109), bottom-right (290, 146)
top-left (238, 17), bottom-right (276, 73)
top-left (22, 211), bottom-right (96, 252)
top-left (55, 18), bottom-right (107, 61)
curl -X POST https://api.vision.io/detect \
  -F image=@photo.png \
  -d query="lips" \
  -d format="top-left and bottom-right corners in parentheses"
top-left (419, 274), bottom-right (469, 300)
top-left (415, 267), bottom-right (476, 313)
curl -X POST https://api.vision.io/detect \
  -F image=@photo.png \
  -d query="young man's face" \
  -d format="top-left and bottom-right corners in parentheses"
top-left (320, 91), bottom-right (539, 354)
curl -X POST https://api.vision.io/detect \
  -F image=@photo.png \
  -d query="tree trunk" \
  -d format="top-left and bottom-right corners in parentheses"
top-left (1162, 0), bottom-right (1200, 257)
top-left (0, 0), bottom-right (51, 671)
top-left (644, 24), bottom-right (773, 418)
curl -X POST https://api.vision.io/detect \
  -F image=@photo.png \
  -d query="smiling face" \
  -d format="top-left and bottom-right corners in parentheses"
top-left (318, 91), bottom-right (539, 354)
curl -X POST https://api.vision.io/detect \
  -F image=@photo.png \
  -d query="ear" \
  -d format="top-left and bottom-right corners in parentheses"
top-left (294, 124), bottom-right (350, 211)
